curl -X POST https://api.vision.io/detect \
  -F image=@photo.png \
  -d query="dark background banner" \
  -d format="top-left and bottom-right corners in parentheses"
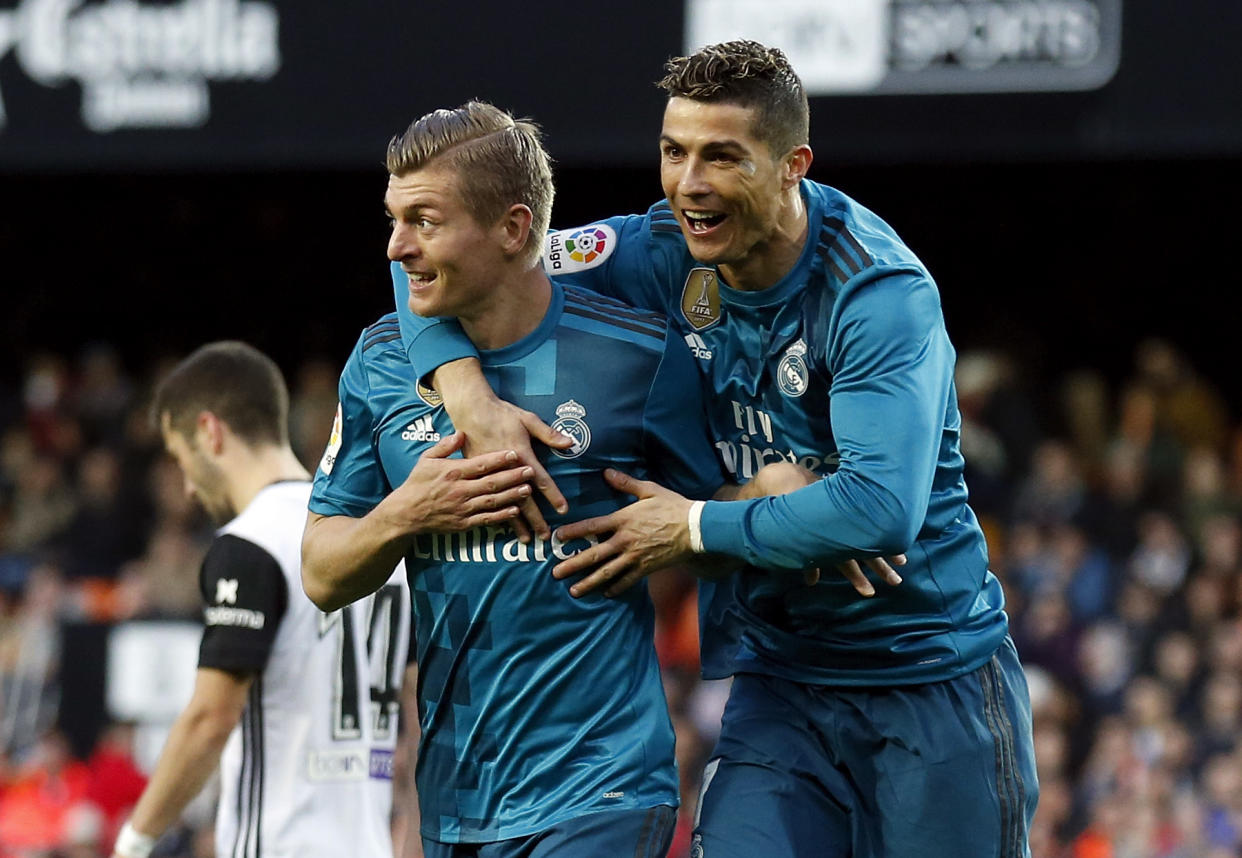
top-left (1, 0), bottom-right (1239, 412)
top-left (1, 0), bottom-right (1240, 169)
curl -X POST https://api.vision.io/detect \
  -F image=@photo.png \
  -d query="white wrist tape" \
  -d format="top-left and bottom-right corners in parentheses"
top-left (688, 501), bottom-right (707, 554)
top-left (115, 821), bottom-right (156, 858)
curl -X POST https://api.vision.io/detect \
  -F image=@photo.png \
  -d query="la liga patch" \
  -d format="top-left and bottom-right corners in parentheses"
top-left (319, 403), bottom-right (343, 474)
top-left (544, 223), bottom-right (617, 274)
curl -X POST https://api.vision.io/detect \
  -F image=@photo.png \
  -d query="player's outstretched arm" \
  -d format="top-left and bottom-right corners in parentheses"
top-left (303, 432), bottom-right (533, 610)
top-left (739, 462), bottom-right (905, 592)
top-left (112, 668), bottom-right (252, 858)
top-left (432, 358), bottom-right (572, 542)
top-left (553, 469), bottom-right (697, 598)
top-left (696, 272), bottom-right (953, 569)
top-left (553, 464), bottom-right (904, 598)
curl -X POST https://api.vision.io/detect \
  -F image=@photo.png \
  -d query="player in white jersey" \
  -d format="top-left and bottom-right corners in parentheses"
top-left (112, 341), bottom-right (411, 858)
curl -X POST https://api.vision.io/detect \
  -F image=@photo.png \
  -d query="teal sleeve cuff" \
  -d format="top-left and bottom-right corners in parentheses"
top-left (699, 498), bottom-right (753, 559)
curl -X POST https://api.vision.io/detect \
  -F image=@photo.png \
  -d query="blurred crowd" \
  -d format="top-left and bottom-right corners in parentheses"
top-left (0, 336), bottom-right (1239, 858)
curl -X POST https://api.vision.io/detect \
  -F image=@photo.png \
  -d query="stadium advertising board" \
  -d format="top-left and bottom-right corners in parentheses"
top-left (0, 0), bottom-right (280, 133)
top-left (0, 0), bottom-right (1237, 169)
top-left (687, 0), bottom-right (1121, 94)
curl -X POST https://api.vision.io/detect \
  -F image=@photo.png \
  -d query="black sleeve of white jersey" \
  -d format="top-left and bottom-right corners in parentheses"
top-left (197, 534), bottom-right (289, 674)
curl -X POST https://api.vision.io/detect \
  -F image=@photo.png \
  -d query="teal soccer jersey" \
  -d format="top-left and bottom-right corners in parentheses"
top-left (398, 179), bottom-right (1011, 688)
top-left (311, 281), bottom-right (725, 843)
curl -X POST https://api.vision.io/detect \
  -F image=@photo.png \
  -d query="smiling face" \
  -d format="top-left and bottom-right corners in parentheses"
top-left (659, 97), bottom-right (793, 270)
top-left (386, 161), bottom-right (509, 322)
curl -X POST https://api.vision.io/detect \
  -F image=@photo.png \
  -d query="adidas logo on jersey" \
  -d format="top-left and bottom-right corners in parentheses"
top-left (401, 415), bottom-right (441, 443)
top-left (684, 332), bottom-right (713, 360)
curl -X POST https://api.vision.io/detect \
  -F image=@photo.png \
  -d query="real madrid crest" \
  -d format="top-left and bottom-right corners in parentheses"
top-left (681, 268), bottom-right (722, 331)
top-left (550, 399), bottom-right (592, 459)
top-left (777, 339), bottom-right (810, 398)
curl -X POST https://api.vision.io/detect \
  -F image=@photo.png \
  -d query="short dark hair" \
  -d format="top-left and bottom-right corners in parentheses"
top-left (386, 101), bottom-right (554, 265)
top-left (153, 341), bottom-right (289, 446)
top-left (657, 40), bottom-right (809, 157)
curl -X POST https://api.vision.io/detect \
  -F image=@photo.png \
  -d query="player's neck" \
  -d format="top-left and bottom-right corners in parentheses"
top-left (225, 443), bottom-right (310, 515)
top-left (458, 264), bottom-right (552, 351)
top-left (719, 187), bottom-right (808, 292)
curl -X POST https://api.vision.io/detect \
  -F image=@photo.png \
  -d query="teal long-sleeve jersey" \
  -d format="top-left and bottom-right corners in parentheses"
top-left (312, 282), bottom-right (725, 842)
top-left (397, 180), bottom-right (1010, 687)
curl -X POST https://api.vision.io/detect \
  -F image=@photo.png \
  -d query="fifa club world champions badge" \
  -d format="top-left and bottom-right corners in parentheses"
top-left (681, 268), bottom-right (721, 330)
top-left (550, 400), bottom-right (592, 459)
top-left (778, 339), bottom-right (810, 398)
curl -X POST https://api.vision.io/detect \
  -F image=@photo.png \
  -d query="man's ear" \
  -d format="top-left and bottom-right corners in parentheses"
top-left (783, 144), bottom-right (813, 190)
top-left (498, 203), bottom-right (534, 257)
top-left (195, 411), bottom-right (226, 455)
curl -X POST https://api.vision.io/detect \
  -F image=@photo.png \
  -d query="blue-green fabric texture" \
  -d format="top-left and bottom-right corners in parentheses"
top-left (395, 180), bottom-right (1010, 688)
top-left (313, 280), bottom-right (725, 842)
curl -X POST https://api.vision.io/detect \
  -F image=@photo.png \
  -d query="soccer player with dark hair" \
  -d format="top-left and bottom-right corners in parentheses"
top-left (396, 41), bottom-right (1038, 858)
top-left (302, 101), bottom-right (744, 857)
top-left (112, 342), bottom-right (411, 858)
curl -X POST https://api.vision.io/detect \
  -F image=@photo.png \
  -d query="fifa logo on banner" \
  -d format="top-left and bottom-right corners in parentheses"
top-left (0, 0), bottom-right (281, 133)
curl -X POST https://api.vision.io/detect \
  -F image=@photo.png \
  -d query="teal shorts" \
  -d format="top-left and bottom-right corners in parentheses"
top-left (693, 637), bottom-right (1037, 858)
top-left (423, 804), bottom-right (675, 858)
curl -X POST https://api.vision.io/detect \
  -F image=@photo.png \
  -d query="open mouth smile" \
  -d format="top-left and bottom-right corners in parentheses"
top-left (683, 210), bottom-right (728, 235)
top-left (406, 270), bottom-right (437, 290)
